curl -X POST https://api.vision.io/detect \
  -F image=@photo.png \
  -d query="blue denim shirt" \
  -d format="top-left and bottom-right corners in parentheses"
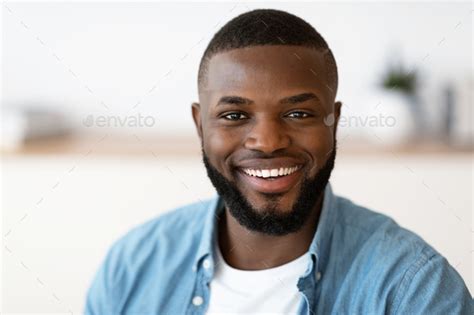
top-left (84, 183), bottom-right (472, 314)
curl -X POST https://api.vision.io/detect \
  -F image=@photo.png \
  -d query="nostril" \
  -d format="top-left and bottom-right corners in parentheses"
top-left (243, 134), bottom-right (291, 153)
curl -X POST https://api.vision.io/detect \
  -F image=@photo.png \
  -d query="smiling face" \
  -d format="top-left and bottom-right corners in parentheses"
top-left (193, 45), bottom-right (341, 235)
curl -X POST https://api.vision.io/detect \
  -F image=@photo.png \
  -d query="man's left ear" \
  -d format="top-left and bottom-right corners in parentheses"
top-left (333, 101), bottom-right (342, 138)
top-left (191, 102), bottom-right (203, 140)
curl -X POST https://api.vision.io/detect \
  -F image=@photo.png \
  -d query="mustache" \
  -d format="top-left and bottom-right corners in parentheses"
top-left (233, 150), bottom-right (304, 161)
top-left (199, 138), bottom-right (303, 161)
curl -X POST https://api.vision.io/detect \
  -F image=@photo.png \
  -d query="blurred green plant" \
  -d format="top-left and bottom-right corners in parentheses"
top-left (381, 63), bottom-right (418, 96)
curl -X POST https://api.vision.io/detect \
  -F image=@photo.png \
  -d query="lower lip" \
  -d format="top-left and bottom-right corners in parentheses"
top-left (236, 167), bottom-right (303, 194)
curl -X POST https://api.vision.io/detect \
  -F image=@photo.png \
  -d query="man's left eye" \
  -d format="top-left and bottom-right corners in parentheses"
top-left (223, 112), bottom-right (247, 120)
top-left (287, 111), bottom-right (311, 119)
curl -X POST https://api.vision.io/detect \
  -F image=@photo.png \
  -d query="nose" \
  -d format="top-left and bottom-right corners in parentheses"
top-left (243, 117), bottom-right (291, 154)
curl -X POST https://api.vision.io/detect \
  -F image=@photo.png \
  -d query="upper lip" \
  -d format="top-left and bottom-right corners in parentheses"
top-left (235, 158), bottom-right (305, 170)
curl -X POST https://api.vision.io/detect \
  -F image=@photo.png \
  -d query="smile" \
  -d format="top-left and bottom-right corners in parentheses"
top-left (237, 165), bottom-right (304, 194)
top-left (242, 166), bottom-right (301, 178)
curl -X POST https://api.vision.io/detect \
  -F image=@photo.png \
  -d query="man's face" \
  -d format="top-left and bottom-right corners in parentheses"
top-left (193, 45), bottom-right (341, 235)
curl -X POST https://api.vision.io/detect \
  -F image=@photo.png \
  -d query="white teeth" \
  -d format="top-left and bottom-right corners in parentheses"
top-left (243, 166), bottom-right (300, 178)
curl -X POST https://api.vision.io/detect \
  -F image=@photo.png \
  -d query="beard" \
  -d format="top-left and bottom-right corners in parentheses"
top-left (201, 142), bottom-right (337, 236)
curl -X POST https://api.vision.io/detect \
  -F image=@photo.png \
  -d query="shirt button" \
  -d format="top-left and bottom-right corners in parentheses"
top-left (316, 271), bottom-right (322, 281)
top-left (192, 296), bottom-right (204, 306)
top-left (203, 259), bottom-right (211, 269)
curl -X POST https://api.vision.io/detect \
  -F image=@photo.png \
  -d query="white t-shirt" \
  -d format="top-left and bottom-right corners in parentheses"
top-left (206, 242), bottom-right (309, 315)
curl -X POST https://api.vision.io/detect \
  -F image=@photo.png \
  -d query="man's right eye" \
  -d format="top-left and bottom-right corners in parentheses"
top-left (222, 112), bottom-right (247, 121)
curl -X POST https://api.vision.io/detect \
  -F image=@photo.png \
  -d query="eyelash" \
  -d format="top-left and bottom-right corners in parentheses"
top-left (222, 112), bottom-right (248, 121)
top-left (221, 111), bottom-right (312, 121)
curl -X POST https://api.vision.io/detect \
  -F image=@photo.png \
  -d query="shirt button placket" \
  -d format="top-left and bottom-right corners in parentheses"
top-left (189, 261), bottom-right (211, 315)
top-left (192, 295), bottom-right (204, 306)
top-left (202, 259), bottom-right (211, 270)
top-left (316, 271), bottom-right (322, 281)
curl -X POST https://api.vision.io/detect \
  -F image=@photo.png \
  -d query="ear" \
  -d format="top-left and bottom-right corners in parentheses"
top-left (333, 101), bottom-right (342, 139)
top-left (191, 102), bottom-right (203, 140)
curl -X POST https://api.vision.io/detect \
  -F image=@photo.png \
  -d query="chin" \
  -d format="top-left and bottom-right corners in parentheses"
top-left (245, 189), bottom-right (299, 212)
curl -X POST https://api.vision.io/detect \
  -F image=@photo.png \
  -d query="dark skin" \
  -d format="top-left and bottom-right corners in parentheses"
top-left (192, 45), bottom-right (342, 270)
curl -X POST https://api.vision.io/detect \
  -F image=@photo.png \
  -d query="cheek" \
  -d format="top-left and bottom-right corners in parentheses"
top-left (293, 125), bottom-right (335, 169)
top-left (204, 128), bottom-right (241, 173)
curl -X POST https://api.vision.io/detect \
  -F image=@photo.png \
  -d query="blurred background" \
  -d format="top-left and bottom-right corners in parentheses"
top-left (2, 1), bottom-right (472, 313)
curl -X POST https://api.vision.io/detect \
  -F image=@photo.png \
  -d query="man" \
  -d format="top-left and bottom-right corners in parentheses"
top-left (85, 9), bottom-right (472, 315)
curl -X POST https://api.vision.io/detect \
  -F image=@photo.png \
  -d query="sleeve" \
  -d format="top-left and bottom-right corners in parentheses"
top-left (84, 241), bottom-right (124, 315)
top-left (392, 252), bottom-right (473, 315)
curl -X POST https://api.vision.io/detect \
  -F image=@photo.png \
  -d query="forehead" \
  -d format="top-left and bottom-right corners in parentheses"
top-left (200, 45), bottom-right (333, 105)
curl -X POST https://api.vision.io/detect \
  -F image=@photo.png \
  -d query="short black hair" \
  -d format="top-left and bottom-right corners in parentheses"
top-left (198, 9), bottom-right (338, 95)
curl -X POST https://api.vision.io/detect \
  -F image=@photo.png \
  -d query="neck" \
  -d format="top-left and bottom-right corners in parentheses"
top-left (217, 194), bottom-right (323, 270)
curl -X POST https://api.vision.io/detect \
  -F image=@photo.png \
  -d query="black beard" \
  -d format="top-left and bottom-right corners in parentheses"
top-left (201, 143), bottom-right (337, 236)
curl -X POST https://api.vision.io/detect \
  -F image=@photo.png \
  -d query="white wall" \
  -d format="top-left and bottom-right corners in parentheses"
top-left (2, 1), bottom-right (472, 313)
top-left (2, 2), bottom-right (472, 138)
top-left (2, 153), bottom-right (472, 313)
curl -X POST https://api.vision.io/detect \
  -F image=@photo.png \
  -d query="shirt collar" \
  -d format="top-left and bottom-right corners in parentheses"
top-left (307, 181), bottom-right (338, 274)
top-left (193, 194), bottom-right (223, 270)
top-left (194, 182), bottom-right (338, 273)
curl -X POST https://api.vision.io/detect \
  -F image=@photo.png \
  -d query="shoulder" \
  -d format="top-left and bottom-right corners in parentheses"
top-left (331, 195), bottom-right (472, 313)
top-left (112, 196), bottom-right (214, 250)
top-left (101, 196), bottom-right (215, 279)
top-left (85, 197), bottom-right (217, 313)
top-left (115, 197), bottom-right (212, 246)
top-left (334, 195), bottom-right (435, 258)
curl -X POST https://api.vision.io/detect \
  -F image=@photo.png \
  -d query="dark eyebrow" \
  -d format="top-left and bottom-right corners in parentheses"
top-left (216, 96), bottom-right (253, 106)
top-left (280, 93), bottom-right (319, 104)
top-left (216, 92), bottom-right (319, 107)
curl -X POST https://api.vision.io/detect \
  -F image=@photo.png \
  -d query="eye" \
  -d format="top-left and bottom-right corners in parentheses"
top-left (222, 112), bottom-right (248, 121)
top-left (287, 111), bottom-right (312, 119)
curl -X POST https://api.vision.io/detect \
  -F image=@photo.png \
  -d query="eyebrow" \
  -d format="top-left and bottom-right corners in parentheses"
top-left (280, 92), bottom-right (319, 104)
top-left (216, 92), bottom-right (320, 107)
top-left (216, 96), bottom-right (252, 106)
